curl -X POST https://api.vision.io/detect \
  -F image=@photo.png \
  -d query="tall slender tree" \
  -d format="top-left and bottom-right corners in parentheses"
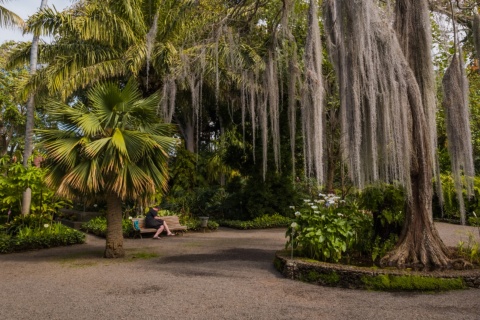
top-left (21, 0), bottom-right (48, 216)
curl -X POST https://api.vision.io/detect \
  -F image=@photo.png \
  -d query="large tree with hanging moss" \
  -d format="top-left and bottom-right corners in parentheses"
top-left (323, 0), bottom-right (474, 269)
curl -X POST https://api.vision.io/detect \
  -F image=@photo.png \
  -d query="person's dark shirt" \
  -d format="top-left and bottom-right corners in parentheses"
top-left (145, 208), bottom-right (163, 228)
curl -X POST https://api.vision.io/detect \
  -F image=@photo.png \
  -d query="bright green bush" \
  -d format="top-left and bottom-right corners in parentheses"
top-left (0, 158), bottom-right (72, 217)
top-left (0, 222), bottom-right (85, 253)
top-left (81, 216), bottom-right (134, 238)
top-left (285, 195), bottom-right (372, 263)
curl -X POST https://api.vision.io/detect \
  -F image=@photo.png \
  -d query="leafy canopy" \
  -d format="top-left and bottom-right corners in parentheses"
top-left (37, 79), bottom-right (177, 203)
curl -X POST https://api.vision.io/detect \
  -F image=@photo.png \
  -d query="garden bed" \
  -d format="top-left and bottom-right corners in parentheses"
top-left (274, 250), bottom-right (480, 291)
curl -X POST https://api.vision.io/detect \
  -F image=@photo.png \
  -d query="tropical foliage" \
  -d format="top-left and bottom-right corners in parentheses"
top-left (0, 213), bottom-right (85, 254)
top-left (285, 194), bottom-right (372, 263)
top-left (37, 79), bottom-right (177, 257)
top-left (0, 155), bottom-right (71, 217)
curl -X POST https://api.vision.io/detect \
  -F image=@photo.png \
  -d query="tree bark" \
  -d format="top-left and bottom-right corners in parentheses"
top-left (380, 0), bottom-right (452, 270)
top-left (184, 119), bottom-right (195, 153)
top-left (104, 191), bottom-right (125, 258)
top-left (381, 70), bottom-right (451, 269)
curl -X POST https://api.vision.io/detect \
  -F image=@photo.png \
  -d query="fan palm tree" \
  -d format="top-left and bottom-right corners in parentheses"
top-left (37, 79), bottom-right (177, 258)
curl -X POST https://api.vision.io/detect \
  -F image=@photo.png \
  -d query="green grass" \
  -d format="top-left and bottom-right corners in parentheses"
top-left (127, 251), bottom-right (159, 261)
top-left (361, 274), bottom-right (466, 292)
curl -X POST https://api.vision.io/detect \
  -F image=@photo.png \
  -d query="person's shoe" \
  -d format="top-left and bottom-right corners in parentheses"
top-left (152, 236), bottom-right (162, 240)
top-left (167, 233), bottom-right (175, 236)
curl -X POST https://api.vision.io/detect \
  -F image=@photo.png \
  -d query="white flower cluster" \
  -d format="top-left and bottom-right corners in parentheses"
top-left (289, 193), bottom-right (346, 218)
top-left (318, 193), bottom-right (342, 208)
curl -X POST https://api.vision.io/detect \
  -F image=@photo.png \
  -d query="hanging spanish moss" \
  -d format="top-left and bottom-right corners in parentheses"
top-left (278, 0), bottom-right (299, 180)
top-left (160, 76), bottom-right (177, 123)
top-left (145, 9), bottom-right (160, 91)
top-left (259, 87), bottom-right (269, 179)
top-left (249, 71), bottom-right (258, 163)
top-left (323, 0), bottom-right (413, 193)
top-left (239, 66), bottom-right (261, 165)
top-left (301, 0), bottom-right (324, 183)
top-left (394, 0), bottom-right (443, 213)
top-left (324, 0), bottom-right (457, 269)
top-left (473, 13), bottom-right (480, 73)
top-left (288, 49), bottom-right (299, 179)
top-left (176, 49), bottom-right (203, 152)
top-left (266, 50), bottom-right (281, 170)
top-left (241, 71), bottom-right (247, 144)
top-left (442, 49), bottom-right (475, 225)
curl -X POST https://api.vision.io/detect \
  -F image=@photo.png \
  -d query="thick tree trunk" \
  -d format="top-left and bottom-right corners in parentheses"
top-left (381, 71), bottom-right (451, 270)
top-left (104, 192), bottom-right (125, 258)
top-left (380, 0), bottom-right (452, 270)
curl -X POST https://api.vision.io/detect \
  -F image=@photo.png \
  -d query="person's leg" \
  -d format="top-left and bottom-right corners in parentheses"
top-left (153, 225), bottom-right (164, 238)
top-left (163, 222), bottom-right (174, 236)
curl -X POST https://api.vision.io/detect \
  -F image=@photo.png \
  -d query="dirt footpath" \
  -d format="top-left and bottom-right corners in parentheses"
top-left (0, 223), bottom-right (479, 320)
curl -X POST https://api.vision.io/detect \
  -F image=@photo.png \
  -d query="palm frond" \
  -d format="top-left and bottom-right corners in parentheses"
top-left (0, 5), bottom-right (24, 29)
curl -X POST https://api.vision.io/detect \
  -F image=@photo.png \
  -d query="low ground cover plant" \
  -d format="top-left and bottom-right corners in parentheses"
top-left (218, 213), bottom-right (292, 229)
top-left (0, 214), bottom-right (85, 253)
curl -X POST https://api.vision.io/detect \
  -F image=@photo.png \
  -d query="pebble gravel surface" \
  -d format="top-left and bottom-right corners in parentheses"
top-left (0, 222), bottom-right (479, 320)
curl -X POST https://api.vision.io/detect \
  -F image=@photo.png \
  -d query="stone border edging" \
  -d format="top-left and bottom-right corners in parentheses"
top-left (274, 250), bottom-right (480, 290)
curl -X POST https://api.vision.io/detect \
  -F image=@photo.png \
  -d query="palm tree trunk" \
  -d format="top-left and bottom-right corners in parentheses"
top-left (21, 0), bottom-right (48, 216)
top-left (104, 192), bottom-right (125, 258)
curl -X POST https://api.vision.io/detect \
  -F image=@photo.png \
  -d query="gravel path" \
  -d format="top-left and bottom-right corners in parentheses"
top-left (0, 222), bottom-right (479, 320)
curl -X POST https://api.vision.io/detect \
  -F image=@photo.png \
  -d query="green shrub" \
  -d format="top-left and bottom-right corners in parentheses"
top-left (457, 232), bottom-right (480, 265)
top-left (0, 223), bottom-right (85, 254)
top-left (435, 175), bottom-right (480, 221)
top-left (286, 195), bottom-right (373, 263)
top-left (371, 234), bottom-right (398, 263)
top-left (6, 213), bottom-right (54, 236)
top-left (81, 217), bottom-right (134, 238)
top-left (219, 213), bottom-right (292, 229)
top-left (360, 184), bottom-right (404, 241)
top-left (184, 218), bottom-right (219, 231)
top-left (0, 159), bottom-right (72, 217)
top-left (468, 213), bottom-right (480, 227)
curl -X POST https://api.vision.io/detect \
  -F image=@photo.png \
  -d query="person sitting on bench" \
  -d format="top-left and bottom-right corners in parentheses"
top-left (145, 206), bottom-right (175, 239)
